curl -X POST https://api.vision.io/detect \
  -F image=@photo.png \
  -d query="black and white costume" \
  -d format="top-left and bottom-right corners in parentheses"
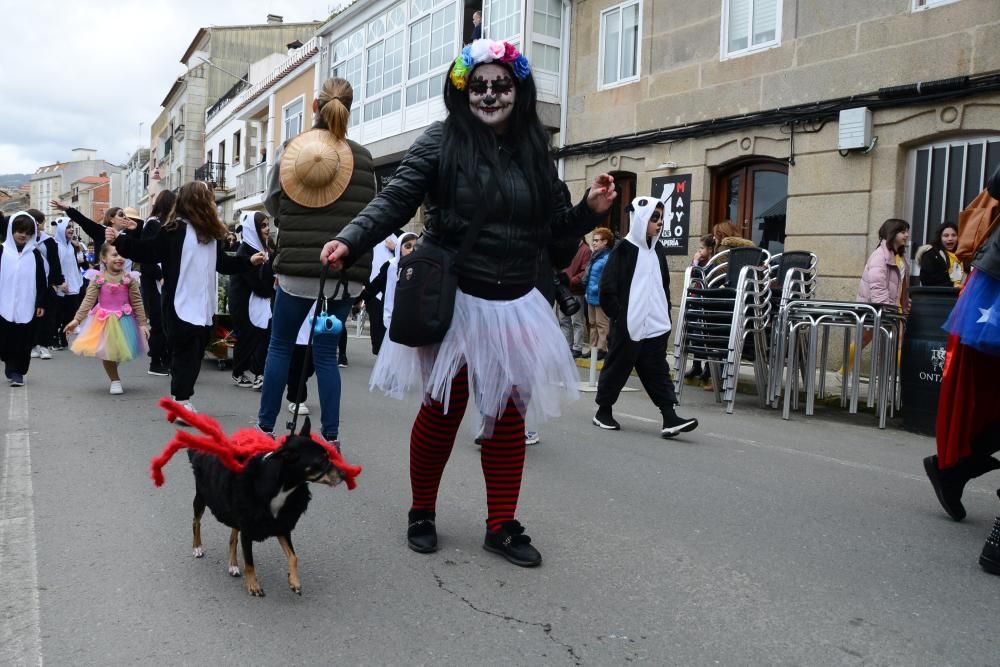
top-left (595, 195), bottom-right (697, 436)
top-left (228, 212), bottom-right (274, 382)
top-left (52, 218), bottom-right (84, 347)
top-left (0, 213), bottom-right (47, 381)
top-left (112, 221), bottom-right (252, 403)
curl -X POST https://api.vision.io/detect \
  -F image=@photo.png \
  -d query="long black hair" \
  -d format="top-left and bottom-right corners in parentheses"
top-left (150, 189), bottom-right (177, 221)
top-left (930, 221), bottom-right (958, 252)
top-left (440, 61), bottom-right (553, 218)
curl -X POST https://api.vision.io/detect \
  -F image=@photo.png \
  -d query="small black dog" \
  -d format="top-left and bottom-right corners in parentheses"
top-left (188, 418), bottom-right (341, 597)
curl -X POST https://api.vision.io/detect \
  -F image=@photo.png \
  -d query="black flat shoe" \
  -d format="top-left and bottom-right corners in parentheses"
top-left (407, 509), bottom-right (438, 553)
top-left (483, 520), bottom-right (541, 567)
top-left (923, 455), bottom-right (966, 522)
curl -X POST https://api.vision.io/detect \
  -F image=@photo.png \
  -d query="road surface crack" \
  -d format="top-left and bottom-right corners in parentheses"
top-left (432, 571), bottom-right (582, 665)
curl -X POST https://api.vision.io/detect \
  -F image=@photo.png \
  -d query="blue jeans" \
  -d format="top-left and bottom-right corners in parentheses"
top-left (257, 287), bottom-right (353, 439)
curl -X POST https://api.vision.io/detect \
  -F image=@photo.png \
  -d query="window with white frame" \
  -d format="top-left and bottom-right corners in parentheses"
top-left (283, 97), bottom-right (304, 142)
top-left (599, 1), bottom-right (640, 88)
top-left (407, 2), bottom-right (456, 101)
top-left (723, 0), bottom-right (781, 59)
top-left (532, 0), bottom-right (562, 73)
top-left (912, 0), bottom-right (960, 10)
top-left (485, 0), bottom-right (521, 43)
top-left (365, 5), bottom-right (406, 121)
top-left (332, 29), bottom-right (365, 128)
top-left (907, 136), bottom-right (1000, 267)
top-left (232, 130), bottom-right (241, 164)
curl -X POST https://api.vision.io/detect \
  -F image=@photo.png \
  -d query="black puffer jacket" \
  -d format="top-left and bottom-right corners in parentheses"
top-left (335, 122), bottom-right (601, 292)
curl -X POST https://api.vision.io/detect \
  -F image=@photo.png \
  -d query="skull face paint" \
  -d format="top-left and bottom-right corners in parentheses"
top-left (468, 63), bottom-right (515, 133)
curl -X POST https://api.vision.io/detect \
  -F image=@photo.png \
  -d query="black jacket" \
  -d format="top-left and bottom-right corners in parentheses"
top-left (139, 216), bottom-right (164, 281)
top-left (918, 247), bottom-right (953, 287)
top-left (598, 239), bottom-right (672, 330)
top-left (38, 236), bottom-right (64, 287)
top-left (975, 167), bottom-right (1000, 280)
top-left (335, 122), bottom-right (601, 293)
top-left (111, 222), bottom-right (252, 325)
top-left (65, 207), bottom-right (110, 261)
top-left (228, 243), bottom-right (275, 324)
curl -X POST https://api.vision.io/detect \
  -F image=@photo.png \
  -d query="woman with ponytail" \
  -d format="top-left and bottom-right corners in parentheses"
top-left (255, 77), bottom-right (376, 445)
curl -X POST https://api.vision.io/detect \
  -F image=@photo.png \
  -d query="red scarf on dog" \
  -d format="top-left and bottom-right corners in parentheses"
top-left (150, 397), bottom-right (361, 489)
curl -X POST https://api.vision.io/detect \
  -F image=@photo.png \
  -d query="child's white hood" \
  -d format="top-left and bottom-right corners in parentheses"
top-left (0, 212), bottom-right (41, 323)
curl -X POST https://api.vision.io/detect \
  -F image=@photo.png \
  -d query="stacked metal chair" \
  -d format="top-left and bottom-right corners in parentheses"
top-left (764, 251), bottom-right (819, 406)
top-left (673, 246), bottom-right (772, 414)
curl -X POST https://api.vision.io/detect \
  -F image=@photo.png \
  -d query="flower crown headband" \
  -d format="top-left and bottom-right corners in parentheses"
top-left (449, 39), bottom-right (531, 91)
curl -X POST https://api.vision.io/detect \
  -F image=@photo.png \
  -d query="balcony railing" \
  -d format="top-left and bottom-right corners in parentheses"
top-left (195, 162), bottom-right (227, 190)
top-left (236, 162), bottom-right (268, 200)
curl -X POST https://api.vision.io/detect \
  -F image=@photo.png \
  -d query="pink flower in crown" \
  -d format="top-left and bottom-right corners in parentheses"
top-left (501, 41), bottom-right (519, 63)
top-left (488, 40), bottom-right (505, 60)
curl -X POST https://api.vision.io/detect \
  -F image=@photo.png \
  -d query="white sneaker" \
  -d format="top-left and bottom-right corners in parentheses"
top-left (525, 430), bottom-right (540, 446)
top-left (109, 381), bottom-right (124, 395)
top-left (30, 346), bottom-right (41, 358)
top-left (287, 402), bottom-right (310, 415)
top-left (38, 347), bottom-right (52, 360)
top-left (252, 374), bottom-right (264, 391)
top-left (174, 400), bottom-right (196, 426)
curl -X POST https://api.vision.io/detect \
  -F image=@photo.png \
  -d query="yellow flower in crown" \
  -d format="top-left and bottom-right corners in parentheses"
top-left (449, 39), bottom-right (532, 91)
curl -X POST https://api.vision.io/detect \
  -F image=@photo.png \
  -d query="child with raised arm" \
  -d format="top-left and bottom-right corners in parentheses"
top-left (65, 243), bottom-right (147, 394)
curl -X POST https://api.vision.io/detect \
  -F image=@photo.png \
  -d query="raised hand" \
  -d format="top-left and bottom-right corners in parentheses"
top-left (50, 200), bottom-right (69, 212)
top-left (585, 173), bottom-right (617, 216)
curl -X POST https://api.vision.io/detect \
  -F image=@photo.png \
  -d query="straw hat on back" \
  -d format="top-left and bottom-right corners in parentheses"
top-left (280, 129), bottom-right (355, 208)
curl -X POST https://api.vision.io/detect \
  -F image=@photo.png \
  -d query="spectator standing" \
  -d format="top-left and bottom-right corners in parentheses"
top-left (917, 222), bottom-right (965, 287)
top-left (583, 227), bottom-right (613, 360)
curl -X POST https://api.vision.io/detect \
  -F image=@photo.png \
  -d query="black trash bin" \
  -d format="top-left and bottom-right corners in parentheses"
top-left (900, 286), bottom-right (959, 435)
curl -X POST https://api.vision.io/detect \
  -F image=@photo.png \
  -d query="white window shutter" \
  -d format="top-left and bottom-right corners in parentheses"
top-left (727, 0), bottom-right (751, 53)
top-left (751, 0), bottom-right (779, 45)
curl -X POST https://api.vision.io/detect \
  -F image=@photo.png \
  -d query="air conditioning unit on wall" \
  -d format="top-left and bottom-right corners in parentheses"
top-left (838, 107), bottom-right (873, 151)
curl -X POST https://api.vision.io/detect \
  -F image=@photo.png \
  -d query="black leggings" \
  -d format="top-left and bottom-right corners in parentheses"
top-left (163, 311), bottom-right (211, 401)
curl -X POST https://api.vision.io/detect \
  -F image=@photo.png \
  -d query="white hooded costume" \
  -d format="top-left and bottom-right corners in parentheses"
top-left (623, 195), bottom-right (671, 342)
top-left (238, 211), bottom-right (272, 329)
top-left (54, 218), bottom-right (84, 296)
top-left (0, 212), bottom-right (41, 324)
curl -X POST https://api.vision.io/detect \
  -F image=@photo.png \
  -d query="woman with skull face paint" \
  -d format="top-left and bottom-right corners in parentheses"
top-left (323, 39), bottom-right (617, 567)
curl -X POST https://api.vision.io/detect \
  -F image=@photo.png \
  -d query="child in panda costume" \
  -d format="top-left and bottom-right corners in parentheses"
top-left (593, 195), bottom-right (699, 438)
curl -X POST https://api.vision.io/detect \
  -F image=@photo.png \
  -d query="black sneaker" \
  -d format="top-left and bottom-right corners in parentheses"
top-left (407, 509), bottom-right (438, 553)
top-left (979, 513), bottom-right (1000, 575)
top-left (338, 357), bottom-right (349, 368)
top-left (148, 363), bottom-right (169, 376)
top-left (661, 410), bottom-right (699, 438)
top-left (593, 406), bottom-right (620, 430)
top-left (483, 520), bottom-right (542, 567)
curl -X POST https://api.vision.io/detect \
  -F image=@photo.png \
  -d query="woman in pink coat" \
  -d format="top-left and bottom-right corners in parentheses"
top-left (857, 218), bottom-right (911, 311)
top-left (844, 218), bottom-right (910, 370)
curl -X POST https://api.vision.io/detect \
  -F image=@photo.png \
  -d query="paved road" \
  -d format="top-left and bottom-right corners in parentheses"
top-left (2, 339), bottom-right (997, 666)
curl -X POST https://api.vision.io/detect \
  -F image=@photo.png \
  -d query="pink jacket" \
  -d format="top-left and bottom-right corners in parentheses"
top-left (857, 241), bottom-right (910, 311)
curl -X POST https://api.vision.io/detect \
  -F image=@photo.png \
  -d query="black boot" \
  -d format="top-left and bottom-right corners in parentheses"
top-left (483, 520), bottom-right (542, 567)
top-left (924, 455), bottom-right (1000, 522)
top-left (979, 510), bottom-right (1000, 575)
top-left (407, 509), bottom-right (438, 553)
top-left (593, 406), bottom-right (621, 430)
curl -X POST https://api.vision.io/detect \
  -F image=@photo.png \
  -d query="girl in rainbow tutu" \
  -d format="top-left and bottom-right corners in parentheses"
top-left (64, 243), bottom-right (148, 394)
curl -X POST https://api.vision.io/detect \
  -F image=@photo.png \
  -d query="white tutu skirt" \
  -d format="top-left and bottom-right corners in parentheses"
top-left (370, 288), bottom-right (580, 432)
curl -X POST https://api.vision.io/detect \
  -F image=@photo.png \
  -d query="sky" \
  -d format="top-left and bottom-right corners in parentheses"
top-left (0, 0), bottom-right (351, 176)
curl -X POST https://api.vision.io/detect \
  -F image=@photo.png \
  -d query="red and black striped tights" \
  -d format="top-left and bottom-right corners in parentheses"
top-left (409, 366), bottom-right (527, 532)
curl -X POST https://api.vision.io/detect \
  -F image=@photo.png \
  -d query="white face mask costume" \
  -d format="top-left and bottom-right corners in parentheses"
top-left (0, 212), bottom-right (41, 324)
top-left (623, 196), bottom-right (672, 342)
top-left (382, 232), bottom-right (419, 331)
top-left (468, 63), bottom-right (516, 133)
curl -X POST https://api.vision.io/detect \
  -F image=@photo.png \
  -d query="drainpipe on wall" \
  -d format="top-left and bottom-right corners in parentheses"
top-left (266, 94), bottom-right (276, 169)
top-left (557, 0), bottom-right (572, 181)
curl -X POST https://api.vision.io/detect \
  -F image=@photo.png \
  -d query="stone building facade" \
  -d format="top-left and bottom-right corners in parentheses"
top-left (560, 0), bottom-right (1000, 302)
